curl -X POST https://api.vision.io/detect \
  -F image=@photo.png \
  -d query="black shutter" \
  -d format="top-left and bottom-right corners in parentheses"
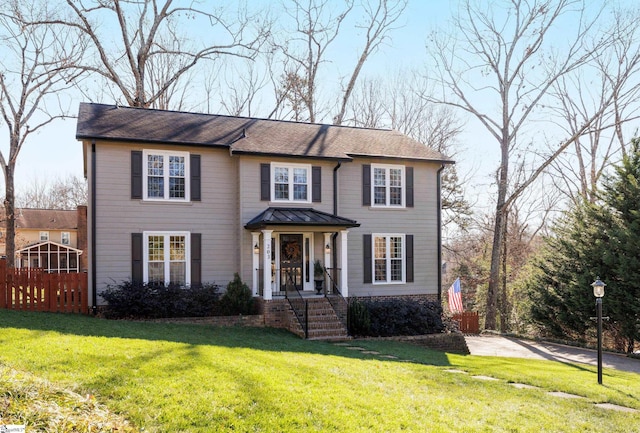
top-left (131, 151), bottom-right (143, 199)
top-left (260, 163), bottom-right (270, 201)
top-left (132, 233), bottom-right (143, 283)
top-left (406, 235), bottom-right (414, 283)
top-left (191, 233), bottom-right (202, 287)
top-left (190, 154), bottom-right (201, 201)
top-left (362, 164), bottom-right (371, 206)
top-left (406, 166), bottom-right (414, 208)
top-left (312, 166), bottom-right (321, 202)
top-left (363, 234), bottom-right (372, 284)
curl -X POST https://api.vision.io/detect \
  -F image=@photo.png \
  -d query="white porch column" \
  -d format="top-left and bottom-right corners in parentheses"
top-left (251, 232), bottom-right (260, 296)
top-left (339, 230), bottom-right (349, 297)
top-left (323, 232), bottom-right (332, 268)
top-left (261, 230), bottom-right (273, 300)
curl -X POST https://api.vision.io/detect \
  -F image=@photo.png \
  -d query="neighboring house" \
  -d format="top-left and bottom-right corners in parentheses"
top-left (0, 207), bottom-right (88, 272)
top-left (76, 103), bottom-right (453, 315)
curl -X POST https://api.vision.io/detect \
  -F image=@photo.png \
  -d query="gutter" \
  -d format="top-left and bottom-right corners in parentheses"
top-left (437, 164), bottom-right (445, 303)
top-left (332, 161), bottom-right (342, 271)
top-left (91, 141), bottom-right (97, 313)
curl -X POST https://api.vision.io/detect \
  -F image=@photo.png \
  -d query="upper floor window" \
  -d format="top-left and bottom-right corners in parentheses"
top-left (271, 163), bottom-right (311, 203)
top-left (40, 231), bottom-right (49, 242)
top-left (372, 164), bottom-right (404, 207)
top-left (61, 232), bottom-right (70, 245)
top-left (143, 150), bottom-right (190, 201)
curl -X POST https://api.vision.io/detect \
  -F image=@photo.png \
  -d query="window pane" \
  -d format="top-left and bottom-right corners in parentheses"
top-left (373, 168), bottom-right (386, 186)
top-left (390, 187), bottom-right (402, 205)
top-left (148, 263), bottom-right (164, 284)
top-left (275, 183), bottom-right (289, 199)
top-left (374, 186), bottom-right (386, 205)
top-left (274, 167), bottom-right (289, 183)
top-left (169, 262), bottom-right (186, 285)
top-left (169, 236), bottom-right (186, 261)
top-left (148, 236), bottom-right (164, 261)
top-left (293, 168), bottom-right (307, 184)
top-left (169, 156), bottom-right (185, 177)
top-left (375, 259), bottom-right (387, 281)
top-left (148, 176), bottom-right (164, 198)
top-left (389, 168), bottom-right (402, 186)
top-left (147, 155), bottom-right (164, 176)
top-left (374, 237), bottom-right (386, 259)
top-left (391, 259), bottom-right (403, 281)
top-left (293, 184), bottom-right (307, 200)
top-left (390, 236), bottom-right (402, 258)
top-left (169, 177), bottom-right (185, 198)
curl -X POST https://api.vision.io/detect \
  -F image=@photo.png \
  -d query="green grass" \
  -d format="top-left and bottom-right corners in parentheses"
top-left (0, 310), bottom-right (639, 432)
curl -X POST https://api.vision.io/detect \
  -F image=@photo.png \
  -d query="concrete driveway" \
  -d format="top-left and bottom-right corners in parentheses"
top-left (465, 335), bottom-right (640, 374)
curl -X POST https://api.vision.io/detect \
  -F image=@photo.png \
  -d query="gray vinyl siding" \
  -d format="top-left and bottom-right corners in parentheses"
top-left (338, 158), bottom-right (440, 297)
top-left (92, 141), bottom-right (238, 302)
top-left (237, 156), bottom-right (335, 284)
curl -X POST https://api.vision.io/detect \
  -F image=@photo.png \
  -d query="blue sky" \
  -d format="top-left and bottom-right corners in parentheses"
top-left (9, 1), bottom-right (456, 195)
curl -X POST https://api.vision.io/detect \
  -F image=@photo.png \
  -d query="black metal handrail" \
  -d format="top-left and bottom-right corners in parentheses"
top-left (324, 267), bottom-right (348, 330)
top-left (283, 268), bottom-right (308, 338)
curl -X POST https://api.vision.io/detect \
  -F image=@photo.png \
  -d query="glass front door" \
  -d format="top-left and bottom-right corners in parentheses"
top-left (280, 234), bottom-right (303, 292)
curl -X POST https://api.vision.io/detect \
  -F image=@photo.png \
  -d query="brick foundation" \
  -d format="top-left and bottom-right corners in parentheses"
top-left (257, 298), bottom-right (293, 330)
top-left (351, 294), bottom-right (439, 304)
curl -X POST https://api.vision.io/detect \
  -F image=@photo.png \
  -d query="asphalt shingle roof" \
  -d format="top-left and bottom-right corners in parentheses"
top-left (0, 209), bottom-right (78, 230)
top-left (76, 103), bottom-right (453, 163)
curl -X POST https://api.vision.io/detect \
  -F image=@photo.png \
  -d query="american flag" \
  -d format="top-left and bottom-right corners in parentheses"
top-left (448, 278), bottom-right (464, 313)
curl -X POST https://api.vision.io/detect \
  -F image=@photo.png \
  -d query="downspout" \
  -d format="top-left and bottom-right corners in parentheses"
top-left (332, 162), bottom-right (341, 271)
top-left (436, 164), bottom-right (445, 304)
top-left (91, 141), bottom-right (97, 313)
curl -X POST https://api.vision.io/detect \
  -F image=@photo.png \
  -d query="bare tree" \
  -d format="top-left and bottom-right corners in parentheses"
top-left (38, 0), bottom-right (270, 109)
top-left (424, 0), bottom-right (639, 329)
top-left (271, 0), bottom-right (406, 123)
top-left (17, 175), bottom-right (88, 210)
top-left (0, 0), bottom-right (85, 267)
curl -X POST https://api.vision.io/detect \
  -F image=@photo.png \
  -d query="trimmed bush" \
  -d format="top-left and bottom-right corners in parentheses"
top-left (101, 281), bottom-right (221, 319)
top-left (347, 299), bottom-right (371, 336)
top-left (218, 273), bottom-right (255, 315)
top-left (353, 299), bottom-right (444, 337)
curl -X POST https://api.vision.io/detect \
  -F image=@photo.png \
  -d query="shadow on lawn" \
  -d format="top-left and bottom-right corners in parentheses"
top-left (0, 310), bottom-right (454, 367)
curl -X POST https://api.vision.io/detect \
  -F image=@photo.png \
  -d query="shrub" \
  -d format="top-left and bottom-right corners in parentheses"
top-left (356, 299), bottom-right (444, 337)
top-left (100, 281), bottom-right (221, 319)
top-left (218, 273), bottom-right (255, 315)
top-left (347, 299), bottom-right (371, 336)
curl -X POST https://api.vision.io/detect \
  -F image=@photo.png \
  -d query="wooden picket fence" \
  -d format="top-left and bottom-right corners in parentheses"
top-left (453, 311), bottom-right (480, 334)
top-left (0, 259), bottom-right (88, 314)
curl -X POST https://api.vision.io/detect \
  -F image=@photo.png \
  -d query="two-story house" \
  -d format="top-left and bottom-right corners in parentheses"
top-left (76, 103), bottom-right (453, 328)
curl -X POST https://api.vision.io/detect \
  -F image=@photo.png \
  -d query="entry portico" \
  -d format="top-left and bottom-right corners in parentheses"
top-left (245, 207), bottom-right (359, 300)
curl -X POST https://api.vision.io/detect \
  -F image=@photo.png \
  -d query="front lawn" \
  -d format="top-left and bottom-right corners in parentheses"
top-left (0, 310), bottom-right (638, 432)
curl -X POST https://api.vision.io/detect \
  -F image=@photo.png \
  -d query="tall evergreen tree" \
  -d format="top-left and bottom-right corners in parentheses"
top-left (526, 138), bottom-right (640, 353)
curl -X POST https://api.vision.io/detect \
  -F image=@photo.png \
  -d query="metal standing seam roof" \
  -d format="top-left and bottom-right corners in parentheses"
top-left (76, 102), bottom-right (455, 163)
top-left (244, 208), bottom-right (360, 230)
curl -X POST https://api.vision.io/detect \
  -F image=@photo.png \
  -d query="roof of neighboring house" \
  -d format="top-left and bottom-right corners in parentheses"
top-left (76, 103), bottom-right (454, 163)
top-left (245, 207), bottom-right (360, 230)
top-left (0, 209), bottom-right (78, 230)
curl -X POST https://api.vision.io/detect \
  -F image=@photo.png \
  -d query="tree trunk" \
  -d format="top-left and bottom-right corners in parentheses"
top-left (500, 215), bottom-right (509, 332)
top-left (3, 163), bottom-right (16, 268)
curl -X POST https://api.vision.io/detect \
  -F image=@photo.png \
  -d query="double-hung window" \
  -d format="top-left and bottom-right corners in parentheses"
top-left (372, 164), bottom-right (404, 207)
top-left (373, 234), bottom-right (405, 284)
top-left (61, 232), bottom-right (70, 245)
top-left (143, 231), bottom-right (190, 286)
top-left (272, 163), bottom-right (311, 202)
top-left (143, 150), bottom-right (190, 201)
top-left (40, 231), bottom-right (49, 242)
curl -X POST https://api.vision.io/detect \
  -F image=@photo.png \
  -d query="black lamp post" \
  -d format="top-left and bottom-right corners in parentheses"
top-left (591, 278), bottom-right (606, 385)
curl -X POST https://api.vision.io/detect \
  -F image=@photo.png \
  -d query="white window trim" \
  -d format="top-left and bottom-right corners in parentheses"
top-left (40, 231), bottom-right (49, 242)
top-left (371, 163), bottom-right (405, 208)
top-left (142, 149), bottom-right (190, 202)
top-left (372, 233), bottom-right (406, 285)
top-left (61, 232), bottom-right (70, 245)
top-left (142, 231), bottom-right (191, 286)
top-left (271, 162), bottom-right (312, 203)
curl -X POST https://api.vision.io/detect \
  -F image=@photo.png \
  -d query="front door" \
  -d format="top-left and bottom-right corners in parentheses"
top-left (280, 234), bottom-right (303, 292)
